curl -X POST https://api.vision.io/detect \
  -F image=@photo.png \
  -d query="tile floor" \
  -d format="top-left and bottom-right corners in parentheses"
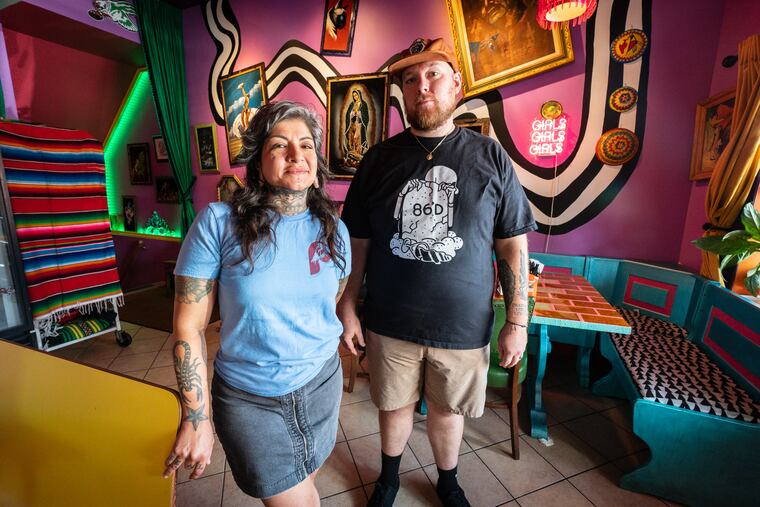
top-left (51, 321), bottom-right (682, 507)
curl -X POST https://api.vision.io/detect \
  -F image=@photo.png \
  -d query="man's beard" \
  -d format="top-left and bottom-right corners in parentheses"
top-left (406, 94), bottom-right (457, 131)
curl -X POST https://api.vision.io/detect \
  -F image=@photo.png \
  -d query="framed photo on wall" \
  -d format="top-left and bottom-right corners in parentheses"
top-left (445, 0), bottom-right (574, 97)
top-left (122, 195), bottom-right (136, 231)
top-left (320, 0), bottom-right (359, 56)
top-left (326, 72), bottom-right (389, 180)
top-left (217, 175), bottom-right (244, 202)
top-left (689, 89), bottom-right (736, 180)
top-left (155, 176), bottom-right (179, 203)
top-left (194, 123), bottom-right (220, 174)
top-left (454, 117), bottom-right (490, 136)
top-left (152, 135), bottom-right (168, 162)
top-left (127, 143), bottom-right (151, 185)
top-left (219, 63), bottom-right (268, 166)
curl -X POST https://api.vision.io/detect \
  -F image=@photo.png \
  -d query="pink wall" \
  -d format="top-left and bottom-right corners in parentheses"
top-left (182, 0), bottom-right (731, 264)
top-left (3, 28), bottom-right (136, 141)
top-left (678, 0), bottom-right (760, 271)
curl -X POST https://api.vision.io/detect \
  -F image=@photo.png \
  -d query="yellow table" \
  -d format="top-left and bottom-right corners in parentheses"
top-left (0, 340), bottom-right (180, 506)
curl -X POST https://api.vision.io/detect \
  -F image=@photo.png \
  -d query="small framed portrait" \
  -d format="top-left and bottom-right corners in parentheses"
top-left (155, 176), bottom-right (179, 203)
top-left (217, 174), bottom-right (244, 202)
top-left (320, 0), bottom-right (359, 56)
top-left (454, 117), bottom-right (491, 136)
top-left (127, 143), bottom-right (151, 185)
top-left (689, 89), bottom-right (736, 180)
top-left (326, 72), bottom-right (389, 180)
top-left (194, 123), bottom-right (220, 174)
top-left (152, 135), bottom-right (168, 162)
top-left (445, 0), bottom-right (574, 97)
top-left (220, 63), bottom-right (268, 165)
top-left (122, 195), bottom-right (136, 231)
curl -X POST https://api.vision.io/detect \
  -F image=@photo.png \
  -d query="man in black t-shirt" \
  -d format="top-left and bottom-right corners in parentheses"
top-left (339, 37), bottom-right (536, 507)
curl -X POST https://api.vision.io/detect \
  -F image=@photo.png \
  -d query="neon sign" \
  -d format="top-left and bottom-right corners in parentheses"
top-left (529, 117), bottom-right (567, 157)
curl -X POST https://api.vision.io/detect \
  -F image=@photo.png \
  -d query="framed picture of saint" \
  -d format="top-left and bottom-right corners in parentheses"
top-left (127, 143), bottom-right (151, 185)
top-left (219, 63), bottom-right (268, 165)
top-left (194, 123), bottom-right (220, 174)
top-left (122, 195), bottom-right (136, 232)
top-left (217, 174), bottom-right (244, 202)
top-left (326, 73), bottom-right (389, 180)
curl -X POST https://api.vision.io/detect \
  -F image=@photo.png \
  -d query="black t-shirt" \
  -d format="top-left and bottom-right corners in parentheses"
top-left (342, 127), bottom-right (537, 349)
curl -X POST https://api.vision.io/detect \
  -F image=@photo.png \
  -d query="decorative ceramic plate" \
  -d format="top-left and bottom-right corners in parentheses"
top-left (611, 29), bottom-right (648, 63)
top-left (609, 86), bottom-right (638, 112)
top-left (540, 100), bottom-right (563, 120)
top-left (596, 128), bottom-right (639, 165)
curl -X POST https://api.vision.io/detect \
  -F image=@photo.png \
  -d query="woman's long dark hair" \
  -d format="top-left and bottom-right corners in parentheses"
top-left (229, 101), bottom-right (346, 276)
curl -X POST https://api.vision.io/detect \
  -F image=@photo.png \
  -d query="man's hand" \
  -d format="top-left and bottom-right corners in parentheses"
top-left (497, 323), bottom-right (527, 368)
top-left (163, 420), bottom-right (215, 480)
top-left (337, 302), bottom-right (365, 356)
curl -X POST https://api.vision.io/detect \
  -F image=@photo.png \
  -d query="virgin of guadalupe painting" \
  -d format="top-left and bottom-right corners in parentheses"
top-left (326, 73), bottom-right (389, 180)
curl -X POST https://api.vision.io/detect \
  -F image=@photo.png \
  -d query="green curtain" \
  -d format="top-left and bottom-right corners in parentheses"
top-left (134, 0), bottom-right (195, 238)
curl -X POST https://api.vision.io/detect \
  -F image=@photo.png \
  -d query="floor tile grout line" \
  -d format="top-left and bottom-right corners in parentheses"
top-left (341, 425), bottom-right (370, 496)
top-left (470, 442), bottom-right (518, 502)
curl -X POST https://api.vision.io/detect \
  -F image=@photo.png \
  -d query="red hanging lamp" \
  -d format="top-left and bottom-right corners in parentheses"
top-left (536, 0), bottom-right (597, 30)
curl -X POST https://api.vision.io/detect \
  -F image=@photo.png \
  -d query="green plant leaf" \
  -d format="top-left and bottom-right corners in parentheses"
top-left (745, 270), bottom-right (760, 296)
top-left (748, 264), bottom-right (760, 278)
top-left (692, 232), bottom-right (753, 255)
top-left (741, 203), bottom-right (760, 239)
top-left (719, 253), bottom-right (738, 270)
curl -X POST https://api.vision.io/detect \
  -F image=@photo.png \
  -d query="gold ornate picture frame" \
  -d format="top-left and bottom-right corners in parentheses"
top-left (689, 89), bottom-right (735, 181)
top-left (217, 174), bottom-right (244, 202)
top-left (445, 0), bottom-right (574, 97)
top-left (454, 117), bottom-right (491, 136)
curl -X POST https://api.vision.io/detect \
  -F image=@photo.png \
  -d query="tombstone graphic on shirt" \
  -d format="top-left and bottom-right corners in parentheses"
top-left (390, 166), bottom-right (463, 264)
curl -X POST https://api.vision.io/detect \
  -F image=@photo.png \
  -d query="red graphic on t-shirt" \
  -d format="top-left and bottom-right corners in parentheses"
top-left (309, 241), bottom-right (332, 275)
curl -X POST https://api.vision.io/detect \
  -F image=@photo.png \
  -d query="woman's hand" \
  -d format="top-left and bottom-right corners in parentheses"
top-left (163, 419), bottom-right (215, 480)
top-left (338, 303), bottom-right (365, 356)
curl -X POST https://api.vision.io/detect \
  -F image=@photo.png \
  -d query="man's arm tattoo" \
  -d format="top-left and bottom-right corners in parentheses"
top-left (174, 340), bottom-right (204, 405)
top-left (498, 257), bottom-right (527, 319)
top-left (175, 275), bottom-right (214, 304)
top-left (518, 250), bottom-right (528, 304)
top-left (336, 277), bottom-right (348, 302)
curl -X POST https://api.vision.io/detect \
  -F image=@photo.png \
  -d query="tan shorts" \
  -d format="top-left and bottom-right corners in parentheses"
top-left (365, 330), bottom-right (489, 417)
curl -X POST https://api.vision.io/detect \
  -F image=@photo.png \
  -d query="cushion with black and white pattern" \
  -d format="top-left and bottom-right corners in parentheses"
top-left (610, 330), bottom-right (760, 424)
top-left (614, 306), bottom-right (688, 339)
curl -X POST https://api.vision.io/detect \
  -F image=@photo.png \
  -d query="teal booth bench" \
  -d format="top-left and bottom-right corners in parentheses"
top-left (529, 254), bottom-right (759, 507)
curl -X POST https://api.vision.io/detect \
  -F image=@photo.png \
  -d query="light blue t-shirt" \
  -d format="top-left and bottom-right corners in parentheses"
top-left (174, 202), bottom-right (351, 397)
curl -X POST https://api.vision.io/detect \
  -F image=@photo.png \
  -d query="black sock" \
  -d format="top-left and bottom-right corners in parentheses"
top-left (436, 465), bottom-right (459, 494)
top-left (378, 451), bottom-right (402, 487)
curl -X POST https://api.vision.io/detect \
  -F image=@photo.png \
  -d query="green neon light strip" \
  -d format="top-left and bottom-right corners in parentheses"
top-left (103, 70), bottom-right (180, 238)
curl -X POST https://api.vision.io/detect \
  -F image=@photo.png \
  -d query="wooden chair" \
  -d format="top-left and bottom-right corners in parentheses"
top-left (485, 261), bottom-right (541, 459)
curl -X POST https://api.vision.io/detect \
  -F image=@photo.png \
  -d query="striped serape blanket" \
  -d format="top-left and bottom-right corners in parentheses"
top-left (0, 122), bottom-right (123, 330)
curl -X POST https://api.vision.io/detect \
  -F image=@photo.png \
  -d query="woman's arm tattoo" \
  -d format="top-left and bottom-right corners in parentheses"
top-left (174, 340), bottom-right (204, 405)
top-left (175, 276), bottom-right (214, 304)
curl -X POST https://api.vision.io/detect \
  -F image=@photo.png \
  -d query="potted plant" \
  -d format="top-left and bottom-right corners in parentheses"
top-left (693, 202), bottom-right (760, 296)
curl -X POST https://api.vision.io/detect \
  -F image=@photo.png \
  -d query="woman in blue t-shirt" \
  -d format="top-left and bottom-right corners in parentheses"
top-left (163, 101), bottom-right (351, 506)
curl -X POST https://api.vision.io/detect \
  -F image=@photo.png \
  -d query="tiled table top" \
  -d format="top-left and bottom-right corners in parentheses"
top-left (533, 272), bottom-right (631, 334)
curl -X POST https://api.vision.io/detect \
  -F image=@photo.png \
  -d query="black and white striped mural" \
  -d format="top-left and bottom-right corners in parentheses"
top-left (202, 0), bottom-right (651, 234)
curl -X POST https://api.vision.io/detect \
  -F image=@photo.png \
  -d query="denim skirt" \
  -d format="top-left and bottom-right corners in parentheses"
top-left (211, 352), bottom-right (342, 499)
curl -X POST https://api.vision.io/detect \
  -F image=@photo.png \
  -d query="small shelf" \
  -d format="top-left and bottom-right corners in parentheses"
top-left (111, 230), bottom-right (181, 242)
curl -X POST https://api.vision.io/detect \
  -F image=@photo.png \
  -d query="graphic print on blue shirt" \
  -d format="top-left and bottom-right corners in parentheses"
top-left (390, 165), bottom-right (463, 264)
top-left (308, 240), bottom-right (332, 275)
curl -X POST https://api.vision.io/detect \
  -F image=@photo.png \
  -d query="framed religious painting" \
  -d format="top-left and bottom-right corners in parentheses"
top-left (217, 174), bottom-right (244, 202)
top-left (219, 63), bottom-right (268, 165)
top-left (194, 123), bottom-right (220, 174)
top-left (689, 89), bottom-right (735, 181)
top-left (155, 176), bottom-right (179, 203)
top-left (122, 195), bottom-right (136, 232)
top-left (445, 0), bottom-right (574, 97)
top-left (152, 135), bottom-right (168, 162)
top-left (320, 0), bottom-right (359, 56)
top-left (454, 117), bottom-right (490, 136)
top-left (326, 73), bottom-right (389, 180)
top-left (127, 143), bottom-right (151, 185)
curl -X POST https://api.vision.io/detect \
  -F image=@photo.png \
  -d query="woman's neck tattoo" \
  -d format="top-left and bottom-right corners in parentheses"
top-left (268, 186), bottom-right (308, 215)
